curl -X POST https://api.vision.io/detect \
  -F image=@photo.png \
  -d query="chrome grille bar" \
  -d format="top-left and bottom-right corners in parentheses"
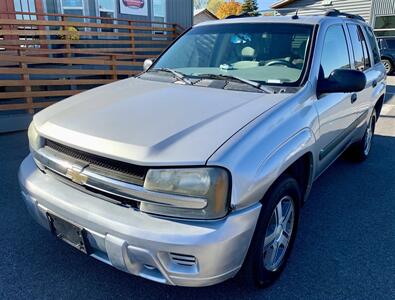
top-left (33, 147), bottom-right (208, 210)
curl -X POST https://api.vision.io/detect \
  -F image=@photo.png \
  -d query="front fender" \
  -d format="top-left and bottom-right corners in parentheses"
top-left (252, 128), bottom-right (316, 205)
top-left (225, 128), bottom-right (316, 210)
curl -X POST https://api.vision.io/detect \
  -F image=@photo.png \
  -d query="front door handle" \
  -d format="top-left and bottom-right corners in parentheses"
top-left (372, 80), bottom-right (378, 88)
top-left (351, 93), bottom-right (358, 103)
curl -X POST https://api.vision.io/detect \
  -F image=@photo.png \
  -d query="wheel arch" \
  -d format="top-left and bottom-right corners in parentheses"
top-left (381, 55), bottom-right (394, 63)
top-left (374, 94), bottom-right (385, 119)
top-left (253, 128), bottom-right (316, 207)
top-left (283, 152), bottom-right (314, 205)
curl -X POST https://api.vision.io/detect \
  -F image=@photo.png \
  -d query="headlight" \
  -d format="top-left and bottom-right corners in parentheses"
top-left (28, 122), bottom-right (43, 152)
top-left (142, 168), bottom-right (230, 219)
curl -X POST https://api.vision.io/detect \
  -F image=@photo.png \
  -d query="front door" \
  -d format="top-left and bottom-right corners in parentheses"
top-left (314, 23), bottom-right (360, 175)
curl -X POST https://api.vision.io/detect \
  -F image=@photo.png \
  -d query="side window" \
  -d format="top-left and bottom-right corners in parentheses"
top-left (347, 24), bottom-right (371, 71)
top-left (321, 25), bottom-right (351, 78)
top-left (360, 28), bottom-right (372, 69)
top-left (364, 27), bottom-right (381, 65)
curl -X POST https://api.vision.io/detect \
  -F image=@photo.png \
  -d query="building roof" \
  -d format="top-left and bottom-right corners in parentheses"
top-left (271, 0), bottom-right (297, 9)
top-left (194, 8), bottom-right (218, 19)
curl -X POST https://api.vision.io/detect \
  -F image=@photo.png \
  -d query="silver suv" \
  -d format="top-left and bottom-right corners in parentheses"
top-left (19, 12), bottom-right (386, 287)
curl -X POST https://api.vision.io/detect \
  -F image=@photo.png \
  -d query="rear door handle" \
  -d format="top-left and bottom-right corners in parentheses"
top-left (351, 93), bottom-right (358, 103)
top-left (372, 80), bottom-right (378, 88)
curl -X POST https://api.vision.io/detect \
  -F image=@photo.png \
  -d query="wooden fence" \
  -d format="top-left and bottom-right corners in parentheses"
top-left (0, 12), bottom-right (182, 115)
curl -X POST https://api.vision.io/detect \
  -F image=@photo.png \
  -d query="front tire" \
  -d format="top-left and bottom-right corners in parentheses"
top-left (241, 175), bottom-right (301, 287)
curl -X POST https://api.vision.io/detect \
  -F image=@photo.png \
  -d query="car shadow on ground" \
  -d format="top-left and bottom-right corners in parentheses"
top-left (1, 132), bottom-right (394, 299)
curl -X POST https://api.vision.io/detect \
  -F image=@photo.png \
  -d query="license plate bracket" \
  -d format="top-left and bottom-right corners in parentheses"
top-left (47, 213), bottom-right (90, 255)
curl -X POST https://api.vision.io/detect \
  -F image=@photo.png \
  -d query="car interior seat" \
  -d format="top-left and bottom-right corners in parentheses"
top-left (232, 46), bottom-right (260, 69)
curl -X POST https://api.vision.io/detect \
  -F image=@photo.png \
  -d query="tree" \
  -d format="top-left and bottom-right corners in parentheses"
top-left (216, 0), bottom-right (242, 19)
top-left (207, 0), bottom-right (225, 15)
top-left (242, 0), bottom-right (259, 16)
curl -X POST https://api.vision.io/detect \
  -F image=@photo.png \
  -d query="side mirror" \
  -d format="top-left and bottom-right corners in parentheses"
top-left (317, 69), bottom-right (367, 95)
top-left (143, 58), bottom-right (154, 71)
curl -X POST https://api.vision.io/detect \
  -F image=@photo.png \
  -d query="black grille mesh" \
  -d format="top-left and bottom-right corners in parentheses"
top-left (45, 139), bottom-right (148, 184)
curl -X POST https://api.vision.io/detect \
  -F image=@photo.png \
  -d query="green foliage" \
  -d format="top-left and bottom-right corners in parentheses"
top-left (241, 0), bottom-right (259, 16)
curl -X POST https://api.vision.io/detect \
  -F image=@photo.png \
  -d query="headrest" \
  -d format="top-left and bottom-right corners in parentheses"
top-left (241, 46), bottom-right (256, 58)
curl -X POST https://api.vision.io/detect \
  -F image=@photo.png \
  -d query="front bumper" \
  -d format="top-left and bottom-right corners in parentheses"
top-left (19, 155), bottom-right (261, 287)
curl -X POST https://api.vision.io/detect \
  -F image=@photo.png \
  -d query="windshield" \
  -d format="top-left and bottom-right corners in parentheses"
top-left (151, 23), bottom-right (313, 86)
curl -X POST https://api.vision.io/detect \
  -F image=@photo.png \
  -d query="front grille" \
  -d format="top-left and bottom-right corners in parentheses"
top-left (46, 139), bottom-right (148, 186)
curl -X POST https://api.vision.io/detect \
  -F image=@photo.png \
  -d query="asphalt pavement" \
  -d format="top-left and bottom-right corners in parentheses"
top-left (1, 85), bottom-right (395, 299)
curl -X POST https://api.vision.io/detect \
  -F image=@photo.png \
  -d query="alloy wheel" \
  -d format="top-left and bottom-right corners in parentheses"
top-left (383, 60), bottom-right (392, 74)
top-left (364, 114), bottom-right (375, 156)
top-left (262, 196), bottom-right (295, 271)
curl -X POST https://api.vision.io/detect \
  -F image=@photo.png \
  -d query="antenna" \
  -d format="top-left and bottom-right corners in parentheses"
top-left (292, 9), bottom-right (299, 19)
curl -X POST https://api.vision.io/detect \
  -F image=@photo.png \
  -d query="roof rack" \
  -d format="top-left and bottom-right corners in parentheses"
top-left (269, 7), bottom-right (365, 22)
top-left (324, 9), bottom-right (365, 22)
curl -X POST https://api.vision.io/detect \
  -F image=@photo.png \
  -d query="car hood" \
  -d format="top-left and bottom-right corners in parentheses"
top-left (34, 77), bottom-right (290, 166)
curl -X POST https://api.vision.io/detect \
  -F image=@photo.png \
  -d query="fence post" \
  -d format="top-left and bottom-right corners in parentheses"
top-left (172, 24), bottom-right (177, 40)
top-left (18, 49), bottom-right (33, 114)
top-left (111, 54), bottom-right (117, 80)
top-left (128, 20), bottom-right (136, 61)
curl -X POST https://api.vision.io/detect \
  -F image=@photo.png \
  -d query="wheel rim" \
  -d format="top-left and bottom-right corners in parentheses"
top-left (383, 61), bottom-right (391, 73)
top-left (364, 115), bottom-right (375, 156)
top-left (263, 196), bottom-right (295, 271)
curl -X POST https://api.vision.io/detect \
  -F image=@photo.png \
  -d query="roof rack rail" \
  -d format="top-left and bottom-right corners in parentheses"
top-left (324, 9), bottom-right (365, 22)
top-left (270, 7), bottom-right (365, 22)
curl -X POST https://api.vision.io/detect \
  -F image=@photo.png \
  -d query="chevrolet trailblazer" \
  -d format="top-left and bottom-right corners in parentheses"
top-left (19, 10), bottom-right (386, 287)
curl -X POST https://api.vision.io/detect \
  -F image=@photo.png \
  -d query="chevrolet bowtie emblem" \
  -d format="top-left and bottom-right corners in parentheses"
top-left (66, 165), bottom-right (88, 185)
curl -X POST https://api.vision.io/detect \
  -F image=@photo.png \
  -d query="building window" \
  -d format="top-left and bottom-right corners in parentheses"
top-left (98, 0), bottom-right (116, 32)
top-left (153, 0), bottom-right (166, 22)
top-left (14, 0), bottom-right (37, 20)
top-left (374, 15), bottom-right (395, 37)
top-left (98, 0), bottom-right (115, 18)
top-left (13, 0), bottom-right (40, 48)
top-left (60, 0), bottom-right (85, 16)
top-left (152, 0), bottom-right (166, 39)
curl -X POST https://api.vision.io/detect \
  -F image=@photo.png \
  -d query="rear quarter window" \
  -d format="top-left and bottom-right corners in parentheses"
top-left (347, 24), bottom-right (371, 71)
top-left (364, 27), bottom-right (381, 65)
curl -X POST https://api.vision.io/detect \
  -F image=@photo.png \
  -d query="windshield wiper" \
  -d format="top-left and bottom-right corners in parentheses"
top-left (150, 68), bottom-right (192, 85)
top-left (194, 74), bottom-right (274, 93)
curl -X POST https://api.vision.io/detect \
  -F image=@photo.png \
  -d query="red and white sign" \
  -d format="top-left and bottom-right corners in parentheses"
top-left (120, 0), bottom-right (148, 16)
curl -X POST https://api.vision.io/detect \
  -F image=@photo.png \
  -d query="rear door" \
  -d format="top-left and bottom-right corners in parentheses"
top-left (363, 26), bottom-right (387, 105)
top-left (346, 23), bottom-right (373, 122)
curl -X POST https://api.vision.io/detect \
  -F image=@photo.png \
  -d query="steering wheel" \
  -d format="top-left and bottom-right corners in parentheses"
top-left (264, 59), bottom-right (293, 68)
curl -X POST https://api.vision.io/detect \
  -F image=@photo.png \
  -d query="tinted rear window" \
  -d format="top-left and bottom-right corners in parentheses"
top-left (364, 27), bottom-right (381, 64)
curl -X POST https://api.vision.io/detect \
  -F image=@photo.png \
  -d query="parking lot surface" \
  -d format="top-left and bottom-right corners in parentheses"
top-left (1, 84), bottom-right (395, 299)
